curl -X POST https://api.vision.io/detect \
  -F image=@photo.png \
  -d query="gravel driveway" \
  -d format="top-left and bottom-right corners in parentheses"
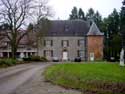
top-left (0, 63), bottom-right (81, 94)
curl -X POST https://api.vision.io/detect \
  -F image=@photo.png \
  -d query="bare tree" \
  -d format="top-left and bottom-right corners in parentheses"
top-left (35, 18), bottom-right (51, 55)
top-left (31, 0), bottom-right (52, 23)
top-left (32, 0), bottom-right (52, 56)
top-left (0, 0), bottom-right (52, 58)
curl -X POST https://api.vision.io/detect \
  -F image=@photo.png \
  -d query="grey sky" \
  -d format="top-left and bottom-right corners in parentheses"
top-left (49, 0), bottom-right (122, 20)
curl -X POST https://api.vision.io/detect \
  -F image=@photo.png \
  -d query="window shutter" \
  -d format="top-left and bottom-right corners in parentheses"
top-left (51, 40), bottom-right (53, 46)
top-left (78, 40), bottom-right (80, 46)
top-left (43, 50), bottom-right (46, 57)
top-left (77, 50), bottom-right (80, 57)
top-left (61, 40), bottom-right (63, 47)
top-left (44, 40), bottom-right (46, 46)
top-left (67, 40), bottom-right (69, 47)
top-left (51, 50), bottom-right (53, 57)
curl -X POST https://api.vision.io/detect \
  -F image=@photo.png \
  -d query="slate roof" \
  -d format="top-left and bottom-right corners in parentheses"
top-left (46, 20), bottom-right (90, 36)
top-left (87, 22), bottom-right (104, 36)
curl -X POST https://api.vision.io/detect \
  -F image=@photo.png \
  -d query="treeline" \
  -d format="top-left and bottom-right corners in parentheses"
top-left (69, 6), bottom-right (124, 61)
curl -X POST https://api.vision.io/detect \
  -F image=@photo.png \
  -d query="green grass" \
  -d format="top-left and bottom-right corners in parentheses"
top-left (44, 62), bottom-right (125, 94)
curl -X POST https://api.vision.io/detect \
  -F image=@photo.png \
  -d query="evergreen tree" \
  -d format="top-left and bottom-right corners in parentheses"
top-left (86, 8), bottom-right (102, 30)
top-left (94, 11), bottom-right (102, 25)
top-left (103, 9), bottom-right (121, 60)
top-left (78, 8), bottom-right (86, 20)
top-left (94, 11), bottom-right (102, 30)
top-left (86, 8), bottom-right (102, 28)
top-left (69, 6), bottom-right (78, 20)
top-left (86, 8), bottom-right (95, 20)
top-left (120, 0), bottom-right (125, 49)
top-left (69, 7), bottom-right (86, 20)
top-left (109, 9), bottom-right (120, 35)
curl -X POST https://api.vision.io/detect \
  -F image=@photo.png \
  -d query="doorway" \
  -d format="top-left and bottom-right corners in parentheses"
top-left (62, 51), bottom-right (68, 61)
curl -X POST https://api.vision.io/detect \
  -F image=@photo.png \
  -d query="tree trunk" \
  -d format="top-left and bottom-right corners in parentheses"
top-left (11, 45), bottom-right (17, 59)
top-left (11, 39), bottom-right (17, 59)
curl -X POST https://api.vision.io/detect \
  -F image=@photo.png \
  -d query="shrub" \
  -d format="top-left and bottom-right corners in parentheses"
top-left (31, 56), bottom-right (41, 61)
top-left (41, 57), bottom-right (48, 62)
top-left (5, 59), bottom-right (16, 66)
top-left (0, 58), bottom-right (16, 67)
top-left (23, 57), bottom-right (31, 61)
top-left (23, 56), bottom-right (48, 62)
top-left (0, 59), bottom-right (5, 67)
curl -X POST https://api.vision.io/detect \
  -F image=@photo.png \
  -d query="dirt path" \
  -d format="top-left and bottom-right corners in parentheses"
top-left (0, 63), bottom-right (82, 94)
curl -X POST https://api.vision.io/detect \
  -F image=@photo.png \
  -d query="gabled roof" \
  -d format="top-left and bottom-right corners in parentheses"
top-left (87, 22), bottom-right (104, 36)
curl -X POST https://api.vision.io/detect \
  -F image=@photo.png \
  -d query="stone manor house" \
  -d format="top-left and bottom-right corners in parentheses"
top-left (0, 20), bottom-right (104, 61)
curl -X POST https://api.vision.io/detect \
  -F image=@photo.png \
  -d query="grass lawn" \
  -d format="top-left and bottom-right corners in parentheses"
top-left (44, 62), bottom-right (125, 94)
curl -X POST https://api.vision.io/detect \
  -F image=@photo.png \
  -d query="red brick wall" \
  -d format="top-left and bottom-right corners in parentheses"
top-left (87, 36), bottom-right (104, 60)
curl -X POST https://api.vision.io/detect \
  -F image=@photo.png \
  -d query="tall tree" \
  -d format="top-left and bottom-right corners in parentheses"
top-left (35, 18), bottom-right (51, 39)
top-left (0, 0), bottom-right (51, 58)
top-left (94, 11), bottom-right (102, 28)
top-left (109, 9), bottom-right (120, 35)
top-left (0, 23), bottom-right (10, 30)
top-left (103, 9), bottom-right (121, 60)
top-left (34, 17), bottom-right (51, 55)
top-left (69, 6), bottom-right (78, 20)
top-left (120, 0), bottom-right (125, 50)
top-left (86, 8), bottom-right (103, 30)
top-left (69, 7), bottom-right (86, 20)
top-left (86, 8), bottom-right (95, 20)
top-left (78, 8), bottom-right (86, 20)
top-left (26, 23), bottom-right (35, 47)
top-left (0, 0), bottom-right (33, 58)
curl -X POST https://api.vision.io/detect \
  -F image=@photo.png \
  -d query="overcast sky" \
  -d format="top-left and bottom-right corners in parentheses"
top-left (48, 0), bottom-right (122, 20)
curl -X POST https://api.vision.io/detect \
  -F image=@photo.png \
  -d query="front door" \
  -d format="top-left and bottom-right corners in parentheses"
top-left (62, 51), bottom-right (68, 61)
top-left (46, 50), bottom-right (52, 60)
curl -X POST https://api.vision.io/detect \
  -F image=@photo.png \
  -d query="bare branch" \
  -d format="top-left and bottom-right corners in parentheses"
top-left (0, 0), bottom-right (52, 58)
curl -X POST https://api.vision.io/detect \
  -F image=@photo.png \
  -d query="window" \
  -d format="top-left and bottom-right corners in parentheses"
top-left (78, 39), bottom-right (84, 46)
top-left (78, 50), bottom-right (84, 57)
top-left (65, 25), bottom-right (69, 32)
top-left (44, 50), bottom-right (53, 57)
top-left (62, 40), bottom-right (69, 47)
top-left (44, 40), bottom-right (53, 47)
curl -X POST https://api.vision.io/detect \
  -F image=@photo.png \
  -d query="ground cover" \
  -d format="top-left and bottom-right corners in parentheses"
top-left (44, 62), bottom-right (125, 94)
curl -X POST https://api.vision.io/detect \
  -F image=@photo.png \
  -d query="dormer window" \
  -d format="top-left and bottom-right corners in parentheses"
top-left (65, 25), bottom-right (69, 32)
top-left (65, 28), bottom-right (69, 32)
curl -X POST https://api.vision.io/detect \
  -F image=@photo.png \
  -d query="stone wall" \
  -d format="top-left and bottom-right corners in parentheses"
top-left (38, 37), bottom-right (86, 61)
